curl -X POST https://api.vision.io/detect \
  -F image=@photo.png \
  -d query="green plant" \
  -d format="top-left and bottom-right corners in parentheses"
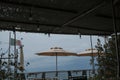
top-left (94, 34), bottom-right (120, 80)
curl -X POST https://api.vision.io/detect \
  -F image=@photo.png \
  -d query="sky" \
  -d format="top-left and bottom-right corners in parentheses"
top-left (0, 31), bottom-right (104, 72)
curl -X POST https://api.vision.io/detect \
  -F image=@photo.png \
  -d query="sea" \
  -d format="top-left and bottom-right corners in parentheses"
top-left (25, 56), bottom-right (97, 80)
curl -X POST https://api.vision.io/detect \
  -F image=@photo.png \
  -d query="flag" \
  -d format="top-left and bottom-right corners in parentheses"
top-left (10, 38), bottom-right (21, 46)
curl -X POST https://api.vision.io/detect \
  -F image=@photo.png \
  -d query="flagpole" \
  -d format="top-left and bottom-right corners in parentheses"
top-left (8, 32), bottom-right (11, 80)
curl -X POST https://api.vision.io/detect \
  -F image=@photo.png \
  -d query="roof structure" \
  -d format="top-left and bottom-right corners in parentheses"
top-left (0, 0), bottom-right (120, 35)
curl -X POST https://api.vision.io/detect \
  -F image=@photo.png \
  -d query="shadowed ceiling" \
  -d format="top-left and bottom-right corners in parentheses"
top-left (0, 0), bottom-right (120, 35)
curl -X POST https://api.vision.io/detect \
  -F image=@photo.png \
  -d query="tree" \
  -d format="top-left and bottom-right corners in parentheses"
top-left (95, 34), bottom-right (120, 80)
top-left (0, 59), bottom-right (8, 79)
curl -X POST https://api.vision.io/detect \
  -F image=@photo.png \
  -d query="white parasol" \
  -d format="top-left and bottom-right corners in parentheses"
top-left (36, 47), bottom-right (77, 77)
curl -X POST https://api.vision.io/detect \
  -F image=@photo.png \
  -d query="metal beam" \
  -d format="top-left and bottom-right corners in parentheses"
top-left (69, 25), bottom-right (112, 33)
top-left (96, 14), bottom-right (120, 20)
top-left (0, 18), bottom-right (59, 27)
top-left (0, 18), bottom-right (112, 33)
top-left (112, 0), bottom-right (120, 79)
top-left (62, 1), bottom-right (105, 26)
top-left (0, 1), bottom-right (77, 14)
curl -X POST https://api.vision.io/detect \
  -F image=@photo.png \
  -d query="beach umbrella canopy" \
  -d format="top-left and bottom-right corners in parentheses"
top-left (77, 49), bottom-right (104, 75)
top-left (77, 49), bottom-right (104, 56)
top-left (36, 47), bottom-right (77, 56)
top-left (36, 47), bottom-right (77, 77)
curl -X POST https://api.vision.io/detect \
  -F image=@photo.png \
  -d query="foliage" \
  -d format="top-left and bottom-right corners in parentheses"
top-left (0, 60), bottom-right (9, 79)
top-left (94, 35), bottom-right (120, 80)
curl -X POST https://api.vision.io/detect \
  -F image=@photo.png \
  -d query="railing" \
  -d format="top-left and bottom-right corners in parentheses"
top-left (25, 69), bottom-right (97, 80)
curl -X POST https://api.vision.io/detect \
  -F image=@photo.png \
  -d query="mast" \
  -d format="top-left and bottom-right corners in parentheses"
top-left (13, 30), bottom-right (17, 79)
top-left (8, 32), bottom-right (11, 80)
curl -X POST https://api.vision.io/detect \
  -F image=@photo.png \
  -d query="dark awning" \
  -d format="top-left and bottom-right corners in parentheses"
top-left (0, 0), bottom-right (120, 35)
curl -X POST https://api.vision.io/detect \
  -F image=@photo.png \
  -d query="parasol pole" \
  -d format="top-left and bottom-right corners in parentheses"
top-left (55, 52), bottom-right (58, 77)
